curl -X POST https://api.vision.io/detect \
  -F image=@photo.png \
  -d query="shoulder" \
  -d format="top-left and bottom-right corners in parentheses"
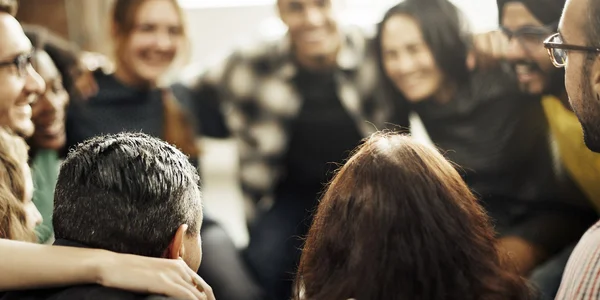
top-left (52, 285), bottom-right (176, 300)
top-left (557, 222), bottom-right (600, 297)
top-left (178, 35), bottom-right (284, 91)
top-left (469, 64), bottom-right (538, 103)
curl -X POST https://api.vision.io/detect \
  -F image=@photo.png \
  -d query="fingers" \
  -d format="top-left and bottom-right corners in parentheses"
top-left (169, 258), bottom-right (212, 300)
top-left (74, 71), bottom-right (99, 100)
top-left (488, 30), bottom-right (509, 59)
top-left (472, 30), bottom-right (508, 70)
top-left (167, 279), bottom-right (205, 300)
top-left (191, 275), bottom-right (214, 300)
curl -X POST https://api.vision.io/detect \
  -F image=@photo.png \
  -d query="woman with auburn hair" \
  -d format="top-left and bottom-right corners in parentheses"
top-left (376, 0), bottom-right (595, 283)
top-left (295, 133), bottom-right (535, 300)
top-left (0, 127), bottom-right (41, 242)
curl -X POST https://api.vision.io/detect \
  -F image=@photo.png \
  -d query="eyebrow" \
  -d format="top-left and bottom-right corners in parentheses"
top-left (0, 49), bottom-right (33, 62)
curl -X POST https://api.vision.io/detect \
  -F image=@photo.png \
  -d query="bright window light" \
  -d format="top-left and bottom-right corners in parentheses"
top-left (178, 0), bottom-right (275, 9)
top-left (178, 0), bottom-right (498, 32)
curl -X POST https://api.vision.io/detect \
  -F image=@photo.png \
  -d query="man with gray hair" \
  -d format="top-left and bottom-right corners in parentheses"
top-left (2, 132), bottom-right (212, 299)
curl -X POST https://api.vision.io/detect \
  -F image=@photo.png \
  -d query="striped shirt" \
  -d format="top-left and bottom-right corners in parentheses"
top-left (556, 221), bottom-right (600, 299)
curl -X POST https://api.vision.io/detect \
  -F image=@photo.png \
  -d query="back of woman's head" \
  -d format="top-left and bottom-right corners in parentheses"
top-left (0, 127), bottom-right (36, 242)
top-left (295, 133), bottom-right (533, 300)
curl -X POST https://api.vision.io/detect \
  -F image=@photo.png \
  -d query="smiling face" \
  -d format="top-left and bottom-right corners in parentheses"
top-left (559, 0), bottom-right (600, 152)
top-left (114, 0), bottom-right (185, 87)
top-left (0, 13), bottom-right (45, 137)
top-left (31, 51), bottom-right (69, 150)
top-left (381, 14), bottom-right (444, 102)
top-left (502, 2), bottom-right (557, 95)
top-left (277, 0), bottom-right (341, 67)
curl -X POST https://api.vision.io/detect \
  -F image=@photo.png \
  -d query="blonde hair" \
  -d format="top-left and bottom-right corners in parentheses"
top-left (0, 127), bottom-right (36, 242)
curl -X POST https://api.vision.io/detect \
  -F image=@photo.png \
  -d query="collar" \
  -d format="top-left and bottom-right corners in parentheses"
top-left (53, 238), bottom-right (92, 249)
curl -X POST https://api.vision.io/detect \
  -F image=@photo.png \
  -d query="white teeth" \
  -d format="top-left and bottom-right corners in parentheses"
top-left (401, 75), bottom-right (422, 86)
top-left (26, 95), bottom-right (38, 105)
top-left (515, 65), bottom-right (532, 74)
top-left (300, 29), bottom-right (327, 42)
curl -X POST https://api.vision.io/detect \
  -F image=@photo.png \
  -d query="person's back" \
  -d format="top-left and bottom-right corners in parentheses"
top-left (2, 132), bottom-right (205, 300)
top-left (2, 283), bottom-right (175, 300)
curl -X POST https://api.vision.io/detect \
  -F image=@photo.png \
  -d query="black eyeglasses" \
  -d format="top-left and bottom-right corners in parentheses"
top-left (0, 52), bottom-right (33, 77)
top-left (543, 32), bottom-right (600, 67)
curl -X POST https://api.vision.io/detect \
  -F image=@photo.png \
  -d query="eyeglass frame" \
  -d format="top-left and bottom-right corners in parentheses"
top-left (543, 32), bottom-right (600, 68)
top-left (500, 24), bottom-right (555, 41)
top-left (0, 52), bottom-right (34, 77)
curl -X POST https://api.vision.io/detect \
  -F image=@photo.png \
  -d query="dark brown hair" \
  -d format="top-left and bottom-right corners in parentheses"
top-left (0, 127), bottom-right (36, 242)
top-left (294, 133), bottom-right (534, 300)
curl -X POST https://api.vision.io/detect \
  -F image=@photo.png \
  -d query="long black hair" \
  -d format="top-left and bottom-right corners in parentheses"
top-left (375, 0), bottom-right (473, 93)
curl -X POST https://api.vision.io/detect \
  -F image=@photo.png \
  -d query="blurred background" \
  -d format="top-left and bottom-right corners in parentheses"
top-left (17, 0), bottom-right (500, 248)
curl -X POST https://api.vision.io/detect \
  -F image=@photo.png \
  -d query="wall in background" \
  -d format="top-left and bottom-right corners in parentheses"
top-left (181, 0), bottom-right (499, 73)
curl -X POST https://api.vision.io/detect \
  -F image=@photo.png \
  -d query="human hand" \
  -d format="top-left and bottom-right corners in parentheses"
top-left (97, 253), bottom-right (214, 300)
top-left (73, 52), bottom-right (114, 99)
top-left (468, 30), bottom-right (509, 71)
top-left (498, 236), bottom-right (545, 275)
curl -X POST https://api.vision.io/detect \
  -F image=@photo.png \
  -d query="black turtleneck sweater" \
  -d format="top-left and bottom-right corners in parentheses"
top-left (66, 72), bottom-right (164, 151)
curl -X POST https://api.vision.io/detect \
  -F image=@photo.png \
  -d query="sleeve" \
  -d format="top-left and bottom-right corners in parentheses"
top-left (505, 206), bottom-right (597, 256)
top-left (172, 51), bottom-right (244, 139)
top-left (171, 81), bottom-right (230, 139)
top-left (555, 222), bottom-right (600, 299)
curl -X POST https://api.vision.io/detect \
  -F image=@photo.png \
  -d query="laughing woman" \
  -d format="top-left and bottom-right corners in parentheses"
top-left (376, 0), bottom-right (595, 287)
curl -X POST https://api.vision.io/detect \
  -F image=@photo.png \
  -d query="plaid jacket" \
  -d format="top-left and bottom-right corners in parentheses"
top-left (183, 26), bottom-right (407, 211)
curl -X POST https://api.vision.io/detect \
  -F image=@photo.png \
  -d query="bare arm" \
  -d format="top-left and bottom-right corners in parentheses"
top-left (0, 239), bottom-right (212, 300)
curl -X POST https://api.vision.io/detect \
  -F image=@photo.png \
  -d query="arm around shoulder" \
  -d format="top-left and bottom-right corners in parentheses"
top-left (0, 239), bottom-right (208, 300)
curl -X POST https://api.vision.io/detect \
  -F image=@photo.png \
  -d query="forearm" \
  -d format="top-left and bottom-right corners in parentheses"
top-left (0, 239), bottom-right (104, 291)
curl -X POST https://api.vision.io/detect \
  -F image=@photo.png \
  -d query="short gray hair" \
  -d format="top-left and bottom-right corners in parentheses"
top-left (53, 132), bottom-right (203, 258)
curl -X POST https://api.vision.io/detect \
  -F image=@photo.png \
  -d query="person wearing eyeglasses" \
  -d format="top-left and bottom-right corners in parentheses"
top-left (544, 0), bottom-right (600, 298)
top-left (0, 4), bottom-right (213, 300)
top-left (486, 1), bottom-right (600, 299)
top-left (378, 1), bottom-right (595, 299)
top-left (0, 15), bottom-right (44, 138)
top-left (500, 0), bottom-right (600, 213)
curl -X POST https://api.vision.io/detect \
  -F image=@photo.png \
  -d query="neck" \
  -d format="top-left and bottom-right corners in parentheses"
top-left (432, 82), bottom-right (458, 104)
top-left (114, 66), bottom-right (155, 90)
top-left (295, 52), bottom-right (337, 72)
top-left (553, 88), bottom-right (573, 112)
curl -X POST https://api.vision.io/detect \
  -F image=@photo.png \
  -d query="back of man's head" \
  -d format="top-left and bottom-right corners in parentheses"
top-left (53, 132), bottom-right (202, 259)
